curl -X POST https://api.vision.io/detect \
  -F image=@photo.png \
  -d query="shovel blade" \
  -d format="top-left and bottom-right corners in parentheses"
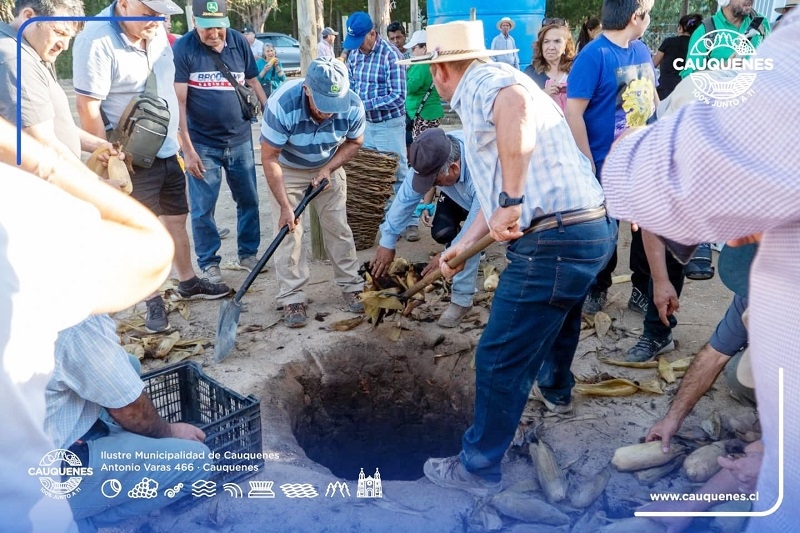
top-left (215, 298), bottom-right (242, 362)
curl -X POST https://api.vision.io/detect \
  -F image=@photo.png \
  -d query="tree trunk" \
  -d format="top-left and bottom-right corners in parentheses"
top-left (315, 0), bottom-right (324, 40)
top-left (368, 0), bottom-right (391, 37)
top-left (680, 0), bottom-right (689, 17)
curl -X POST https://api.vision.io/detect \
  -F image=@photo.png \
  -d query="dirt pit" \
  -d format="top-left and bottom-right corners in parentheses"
top-left (264, 337), bottom-right (476, 481)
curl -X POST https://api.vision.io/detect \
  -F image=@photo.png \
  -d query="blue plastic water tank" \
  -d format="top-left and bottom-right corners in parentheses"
top-left (426, 0), bottom-right (547, 69)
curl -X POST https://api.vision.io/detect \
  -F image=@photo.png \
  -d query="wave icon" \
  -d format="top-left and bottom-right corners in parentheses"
top-left (222, 483), bottom-right (243, 498)
top-left (191, 480), bottom-right (217, 497)
top-left (164, 482), bottom-right (184, 498)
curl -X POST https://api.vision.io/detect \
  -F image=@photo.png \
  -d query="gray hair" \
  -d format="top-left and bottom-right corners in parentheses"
top-left (437, 137), bottom-right (461, 176)
top-left (14, 0), bottom-right (84, 17)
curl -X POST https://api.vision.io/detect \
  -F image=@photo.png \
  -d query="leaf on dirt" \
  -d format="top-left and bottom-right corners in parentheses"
top-left (329, 317), bottom-right (364, 331)
top-left (155, 331), bottom-right (181, 358)
top-left (598, 358), bottom-right (659, 369)
top-left (574, 379), bottom-right (639, 397)
top-left (635, 378), bottom-right (664, 395)
top-left (389, 326), bottom-right (402, 342)
top-left (611, 274), bottom-right (632, 285)
top-left (177, 302), bottom-right (190, 321)
top-left (701, 411), bottom-right (721, 440)
top-left (658, 357), bottom-right (676, 383)
top-left (168, 351), bottom-right (193, 364)
top-left (122, 344), bottom-right (145, 360)
top-left (594, 311), bottom-right (612, 337)
top-left (191, 344), bottom-right (205, 357)
top-left (670, 357), bottom-right (694, 372)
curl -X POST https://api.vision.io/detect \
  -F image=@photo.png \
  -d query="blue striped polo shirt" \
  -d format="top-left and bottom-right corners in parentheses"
top-left (260, 79), bottom-right (366, 169)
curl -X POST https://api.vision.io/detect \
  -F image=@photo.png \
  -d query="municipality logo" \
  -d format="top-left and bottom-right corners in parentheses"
top-left (29, 449), bottom-right (93, 499)
top-left (673, 29), bottom-right (773, 106)
top-left (206, 2), bottom-right (218, 13)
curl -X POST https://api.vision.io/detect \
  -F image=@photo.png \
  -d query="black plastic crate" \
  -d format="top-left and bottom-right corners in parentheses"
top-left (142, 361), bottom-right (263, 484)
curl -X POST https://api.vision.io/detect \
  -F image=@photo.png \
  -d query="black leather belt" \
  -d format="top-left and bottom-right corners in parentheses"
top-left (525, 205), bottom-right (607, 234)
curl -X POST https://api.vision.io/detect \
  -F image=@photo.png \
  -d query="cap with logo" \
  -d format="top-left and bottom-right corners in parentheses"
top-left (141, 0), bottom-right (183, 15)
top-left (242, 25), bottom-right (255, 34)
top-left (304, 57), bottom-right (351, 114)
top-left (321, 27), bottom-right (339, 37)
top-left (193, 0), bottom-right (230, 29)
top-left (410, 128), bottom-right (452, 194)
top-left (343, 12), bottom-right (373, 49)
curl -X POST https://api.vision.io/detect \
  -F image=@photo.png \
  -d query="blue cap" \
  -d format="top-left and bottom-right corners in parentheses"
top-left (304, 58), bottom-right (350, 114)
top-left (343, 12), bottom-right (373, 49)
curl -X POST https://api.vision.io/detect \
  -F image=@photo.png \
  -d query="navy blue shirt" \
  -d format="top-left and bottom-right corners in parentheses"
top-left (173, 29), bottom-right (258, 148)
top-left (567, 35), bottom-right (657, 169)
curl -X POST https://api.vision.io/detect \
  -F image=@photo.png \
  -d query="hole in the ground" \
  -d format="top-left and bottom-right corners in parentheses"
top-left (287, 339), bottom-right (475, 481)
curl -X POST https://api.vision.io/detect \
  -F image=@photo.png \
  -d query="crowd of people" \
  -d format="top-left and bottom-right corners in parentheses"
top-left (2, 0), bottom-right (799, 530)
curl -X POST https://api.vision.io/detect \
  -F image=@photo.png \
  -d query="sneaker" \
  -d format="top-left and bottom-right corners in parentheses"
top-left (582, 290), bottom-right (607, 315)
top-left (530, 381), bottom-right (573, 414)
top-left (625, 334), bottom-right (675, 362)
top-left (218, 227), bottom-right (231, 239)
top-left (423, 456), bottom-right (501, 497)
top-left (284, 303), bottom-right (307, 328)
top-left (627, 287), bottom-right (648, 315)
top-left (145, 296), bottom-right (170, 333)
top-left (343, 291), bottom-right (364, 313)
top-left (176, 276), bottom-right (230, 300)
top-left (404, 225), bottom-right (420, 242)
top-left (201, 264), bottom-right (223, 284)
top-left (438, 303), bottom-right (472, 328)
top-left (684, 243), bottom-right (715, 280)
top-left (238, 255), bottom-right (268, 273)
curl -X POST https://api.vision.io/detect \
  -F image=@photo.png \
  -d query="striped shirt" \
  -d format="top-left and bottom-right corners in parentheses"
top-left (346, 35), bottom-right (406, 123)
top-left (261, 78), bottom-right (366, 169)
top-left (46, 315), bottom-right (144, 449)
top-left (602, 13), bottom-right (800, 530)
top-left (449, 60), bottom-right (604, 228)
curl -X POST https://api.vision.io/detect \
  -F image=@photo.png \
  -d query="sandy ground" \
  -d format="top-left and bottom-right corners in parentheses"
top-left (59, 89), bottom-right (755, 532)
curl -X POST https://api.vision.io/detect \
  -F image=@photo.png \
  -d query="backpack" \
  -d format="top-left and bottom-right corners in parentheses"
top-left (108, 71), bottom-right (170, 169)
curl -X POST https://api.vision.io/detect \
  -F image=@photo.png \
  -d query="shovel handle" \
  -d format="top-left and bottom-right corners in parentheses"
top-left (400, 233), bottom-right (496, 300)
top-left (232, 179), bottom-right (328, 303)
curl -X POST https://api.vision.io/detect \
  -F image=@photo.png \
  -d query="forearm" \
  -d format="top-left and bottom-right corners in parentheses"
top-left (176, 108), bottom-right (195, 156)
top-left (108, 392), bottom-right (172, 438)
top-left (642, 229), bottom-right (669, 283)
top-left (664, 346), bottom-right (729, 423)
top-left (261, 150), bottom-right (291, 210)
top-left (321, 137), bottom-right (362, 173)
top-left (78, 129), bottom-right (112, 154)
top-left (456, 208), bottom-right (490, 248)
top-left (75, 95), bottom-right (108, 139)
top-left (565, 108), bottom-right (593, 165)
top-left (494, 86), bottom-right (534, 197)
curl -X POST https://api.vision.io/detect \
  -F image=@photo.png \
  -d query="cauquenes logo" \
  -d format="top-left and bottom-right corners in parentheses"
top-left (29, 449), bottom-right (93, 499)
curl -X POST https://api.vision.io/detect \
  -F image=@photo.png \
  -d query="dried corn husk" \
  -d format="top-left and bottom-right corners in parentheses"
top-left (670, 357), bottom-right (693, 372)
top-left (155, 331), bottom-right (181, 358)
top-left (612, 441), bottom-right (686, 472)
top-left (683, 441), bottom-right (729, 482)
top-left (483, 264), bottom-right (499, 292)
top-left (568, 468), bottom-right (610, 508)
top-left (599, 358), bottom-right (659, 369)
top-left (85, 145), bottom-right (110, 176)
top-left (490, 489), bottom-right (570, 525)
top-left (330, 317), bottom-right (364, 331)
top-left (701, 411), bottom-right (722, 440)
top-left (529, 441), bottom-right (567, 504)
top-left (594, 311), bottom-right (612, 337)
top-left (633, 457), bottom-right (682, 485)
top-left (658, 356), bottom-right (676, 383)
top-left (574, 377), bottom-right (663, 397)
top-left (122, 343), bottom-right (145, 360)
top-left (107, 155), bottom-right (132, 194)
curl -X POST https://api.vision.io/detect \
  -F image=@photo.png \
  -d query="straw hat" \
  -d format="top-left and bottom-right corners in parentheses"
top-left (397, 20), bottom-right (517, 66)
top-left (497, 17), bottom-right (515, 30)
top-left (776, 1), bottom-right (798, 13)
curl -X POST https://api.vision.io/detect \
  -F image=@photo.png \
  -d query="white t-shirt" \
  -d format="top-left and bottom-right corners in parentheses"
top-left (1, 164), bottom-right (102, 532)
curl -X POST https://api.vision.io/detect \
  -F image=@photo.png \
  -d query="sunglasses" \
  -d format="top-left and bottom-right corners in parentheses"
top-left (542, 18), bottom-right (567, 27)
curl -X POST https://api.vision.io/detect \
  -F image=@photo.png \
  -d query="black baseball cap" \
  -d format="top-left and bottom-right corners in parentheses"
top-left (410, 129), bottom-right (452, 194)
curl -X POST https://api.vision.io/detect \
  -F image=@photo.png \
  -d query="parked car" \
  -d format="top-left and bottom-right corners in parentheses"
top-left (256, 32), bottom-right (301, 75)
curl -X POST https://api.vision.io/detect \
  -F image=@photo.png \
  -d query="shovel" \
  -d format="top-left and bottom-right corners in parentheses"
top-left (215, 179), bottom-right (328, 362)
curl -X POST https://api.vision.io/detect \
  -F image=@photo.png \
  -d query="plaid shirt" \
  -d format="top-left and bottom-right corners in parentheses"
top-left (450, 60), bottom-right (604, 228)
top-left (346, 35), bottom-right (406, 123)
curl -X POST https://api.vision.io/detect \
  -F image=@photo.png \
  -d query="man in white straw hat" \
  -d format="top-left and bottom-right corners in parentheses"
top-left (400, 20), bottom-right (616, 496)
top-left (491, 16), bottom-right (519, 69)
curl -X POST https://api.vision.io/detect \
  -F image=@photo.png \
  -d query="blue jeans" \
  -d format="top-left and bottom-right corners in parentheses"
top-left (459, 216), bottom-right (616, 482)
top-left (363, 116), bottom-right (409, 193)
top-left (187, 142), bottom-right (260, 270)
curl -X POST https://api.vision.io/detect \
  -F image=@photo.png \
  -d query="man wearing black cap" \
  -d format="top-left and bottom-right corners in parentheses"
top-left (371, 128), bottom-right (481, 328)
top-left (318, 26), bottom-right (338, 59)
top-left (261, 57), bottom-right (366, 327)
top-left (243, 25), bottom-right (264, 58)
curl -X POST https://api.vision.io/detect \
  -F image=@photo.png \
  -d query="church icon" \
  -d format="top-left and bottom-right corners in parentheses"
top-left (356, 468), bottom-right (382, 498)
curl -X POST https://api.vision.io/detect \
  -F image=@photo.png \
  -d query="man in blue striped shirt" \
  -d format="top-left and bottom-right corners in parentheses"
top-left (260, 57), bottom-right (366, 328)
top-left (344, 12), bottom-right (411, 233)
top-left (403, 20), bottom-right (616, 496)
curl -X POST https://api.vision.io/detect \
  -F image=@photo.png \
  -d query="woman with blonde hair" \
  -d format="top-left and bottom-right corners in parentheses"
top-left (256, 44), bottom-right (286, 98)
top-left (524, 19), bottom-right (576, 111)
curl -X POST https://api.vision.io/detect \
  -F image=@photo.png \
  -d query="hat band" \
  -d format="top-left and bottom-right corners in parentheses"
top-left (408, 48), bottom-right (486, 63)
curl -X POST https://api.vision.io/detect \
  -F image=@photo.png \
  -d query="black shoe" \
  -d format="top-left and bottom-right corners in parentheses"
top-left (582, 290), bottom-right (607, 315)
top-left (176, 276), bottom-right (230, 300)
top-left (627, 287), bottom-right (648, 314)
top-left (145, 296), bottom-right (170, 333)
top-left (626, 334), bottom-right (675, 362)
top-left (684, 243), bottom-right (715, 280)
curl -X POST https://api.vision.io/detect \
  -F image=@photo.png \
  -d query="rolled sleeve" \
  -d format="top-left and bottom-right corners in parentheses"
top-left (72, 36), bottom-right (113, 100)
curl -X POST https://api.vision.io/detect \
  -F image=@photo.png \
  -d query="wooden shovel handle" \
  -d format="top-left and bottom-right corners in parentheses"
top-left (400, 233), bottom-right (496, 300)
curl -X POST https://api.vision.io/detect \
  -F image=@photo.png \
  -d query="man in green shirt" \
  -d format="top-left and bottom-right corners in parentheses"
top-left (680, 0), bottom-right (769, 78)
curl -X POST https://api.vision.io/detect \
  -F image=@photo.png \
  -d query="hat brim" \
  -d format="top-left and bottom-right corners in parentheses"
top-left (195, 16), bottom-right (231, 29)
top-left (775, 5), bottom-right (797, 13)
top-left (398, 48), bottom-right (517, 65)
top-left (411, 171), bottom-right (437, 194)
top-left (718, 243), bottom-right (757, 298)
top-left (308, 89), bottom-right (349, 114)
top-left (142, 0), bottom-right (183, 15)
top-left (343, 33), bottom-right (367, 50)
top-left (497, 20), bottom-right (515, 30)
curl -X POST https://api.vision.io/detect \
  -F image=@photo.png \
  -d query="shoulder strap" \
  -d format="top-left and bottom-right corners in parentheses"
top-left (202, 45), bottom-right (239, 88)
top-left (703, 17), bottom-right (715, 34)
top-left (414, 83), bottom-right (436, 119)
